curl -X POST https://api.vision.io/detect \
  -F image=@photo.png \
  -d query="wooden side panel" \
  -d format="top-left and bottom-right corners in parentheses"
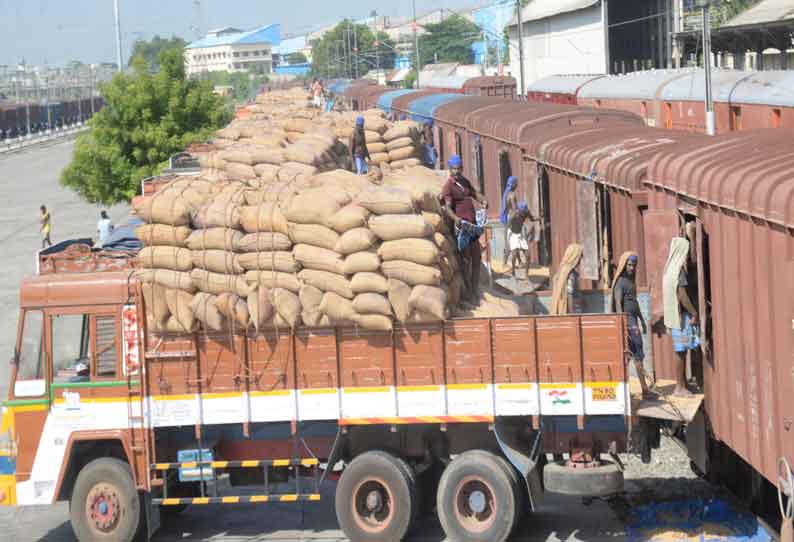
top-left (444, 320), bottom-right (491, 385)
top-left (394, 323), bottom-right (444, 387)
top-left (492, 318), bottom-right (538, 383)
top-left (536, 317), bottom-right (582, 383)
top-left (294, 329), bottom-right (339, 421)
top-left (338, 328), bottom-right (396, 419)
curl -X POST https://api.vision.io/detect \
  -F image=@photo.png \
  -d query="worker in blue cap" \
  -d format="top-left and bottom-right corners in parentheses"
top-left (441, 155), bottom-right (488, 303)
top-left (421, 120), bottom-right (437, 168)
top-left (349, 116), bottom-right (371, 175)
top-left (506, 201), bottom-right (539, 278)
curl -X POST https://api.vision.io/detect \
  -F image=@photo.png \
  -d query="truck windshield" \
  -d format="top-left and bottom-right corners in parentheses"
top-left (52, 314), bottom-right (90, 383)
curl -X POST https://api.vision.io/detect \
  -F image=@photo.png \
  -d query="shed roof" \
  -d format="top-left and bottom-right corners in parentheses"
top-left (434, 96), bottom-right (505, 128)
top-left (722, 0), bottom-right (794, 27)
top-left (578, 69), bottom-right (694, 100)
top-left (646, 129), bottom-right (794, 229)
top-left (508, 0), bottom-right (600, 26)
top-left (327, 79), bottom-right (353, 94)
top-left (392, 90), bottom-right (441, 114)
top-left (378, 89), bottom-right (420, 112)
top-left (342, 80), bottom-right (377, 98)
top-left (187, 24), bottom-right (281, 49)
top-left (404, 93), bottom-right (466, 122)
top-left (421, 75), bottom-right (470, 90)
top-left (728, 70), bottom-right (794, 107)
top-left (658, 69), bottom-right (754, 102)
top-left (526, 74), bottom-right (605, 95)
top-left (464, 76), bottom-right (517, 90)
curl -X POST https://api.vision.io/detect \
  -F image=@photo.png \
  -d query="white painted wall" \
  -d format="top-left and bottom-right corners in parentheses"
top-left (185, 43), bottom-right (272, 76)
top-left (508, 4), bottom-right (606, 94)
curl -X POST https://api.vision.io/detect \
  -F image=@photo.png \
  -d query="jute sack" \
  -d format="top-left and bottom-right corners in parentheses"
top-left (378, 239), bottom-right (440, 266)
top-left (285, 118), bottom-right (311, 133)
top-left (385, 137), bottom-right (414, 152)
top-left (245, 270), bottom-right (301, 293)
top-left (199, 154), bottom-right (227, 170)
top-left (382, 261), bottom-right (442, 286)
top-left (151, 317), bottom-right (193, 334)
top-left (433, 231), bottom-right (456, 255)
top-left (319, 292), bottom-right (356, 322)
top-left (351, 272), bottom-right (389, 294)
top-left (271, 288), bottom-right (302, 328)
top-left (243, 183), bottom-right (296, 206)
top-left (302, 310), bottom-right (331, 327)
top-left (134, 195), bottom-right (191, 226)
top-left (357, 187), bottom-right (415, 215)
top-left (284, 191), bottom-right (344, 224)
top-left (225, 162), bottom-right (257, 179)
top-left (285, 145), bottom-right (321, 166)
top-left (288, 224), bottom-right (340, 252)
top-left (248, 147), bottom-right (285, 166)
top-left (364, 131), bottom-right (382, 143)
top-left (368, 153), bottom-right (390, 165)
top-left (353, 313), bottom-right (393, 331)
top-left (409, 285), bottom-right (448, 321)
top-left (293, 244), bottom-right (345, 275)
top-left (216, 127), bottom-right (241, 140)
top-left (285, 132), bottom-right (302, 144)
top-left (254, 163), bottom-right (280, 182)
top-left (363, 117), bottom-right (389, 134)
top-left (186, 228), bottom-right (242, 251)
top-left (190, 292), bottom-right (225, 332)
top-left (367, 142), bottom-right (387, 154)
top-left (136, 269), bottom-right (196, 293)
top-left (423, 212), bottom-right (447, 234)
top-left (218, 149), bottom-right (255, 165)
top-left (191, 269), bottom-right (253, 297)
top-left (247, 286), bottom-right (274, 331)
top-left (299, 285), bottom-right (324, 312)
top-left (387, 279), bottom-right (412, 323)
top-left (136, 224), bottom-right (192, 247)
top-left (239, 204), bottom-right (289, 234)
top-left (389, 158), bottom-right (422, 170)
top-left (238, 251), bottom-right (300, 272)
top-left (236, 232), bottom-right (292, 252)
top-left (343, 250), bottom-right (381, 275)
top-left (383, 123), bottom-right (415, 142)
top-left (353, 293), bottom-right (392, 316)
top-left (327, 205), bottom-right (370, 233)
top-left (335, 228), bottom-right (378, 255)
top-left (193, 199), bottom-right (241, 230)
top-left (388, 146), bottom-right (417, 162)
top-left (299, 269), bottom-right (354, 299)
top-left (369, 215), bottom-right (433, 241)
top-left (191, 250), bottom-right (244, 274)
top-left (215, 292), bottom-right (250, 328)
top-left (278, 163), bottom-right (318, 183)
top-left (142, 282), bottom-right (169, 326)
top-left (139, 246), bottom-right (192, 271)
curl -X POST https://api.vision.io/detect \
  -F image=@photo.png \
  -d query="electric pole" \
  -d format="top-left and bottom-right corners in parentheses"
top-left (114, 0), bottom-right (123, 71)
top-left (413, 0), bottom-right (421, 88)
top-left (353, 24), bottom-right (358, 79)
top-left (515, 0), bottom-right (525, 98)
top-left (701, 1), bottom-right (715, 135)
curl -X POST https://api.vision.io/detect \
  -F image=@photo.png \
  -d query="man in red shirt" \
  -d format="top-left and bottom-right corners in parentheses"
top-left (441, 155), bottom-right (488, 303)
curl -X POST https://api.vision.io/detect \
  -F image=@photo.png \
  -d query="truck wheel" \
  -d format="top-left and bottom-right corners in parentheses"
top-left (436, 450), bottom-right (518, 542)
top-left (69, 457), bottom-right (142, 542)
top-left (335, 451), bottom-right (416, 542)
top-left (543, 460), bottom-right (623, 497)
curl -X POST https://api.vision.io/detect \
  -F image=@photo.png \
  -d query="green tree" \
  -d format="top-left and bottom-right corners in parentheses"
top-left (61, 46), bottom-right (230, 204)
top-left (199, 71), bottom-right (270, 105)
top-left (286, 52), bottom-right (308, 64)
top-left (129, 35), bottom-right (187, 72)
top-left (418, 14), bottom-right (482, 66)
top-left (310, 21), bottom-right (397, 79)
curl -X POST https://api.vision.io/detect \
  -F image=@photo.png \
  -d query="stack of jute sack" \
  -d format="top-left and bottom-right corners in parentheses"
top-left (133, 165), bottom-right (464, 333)
top-left (381, 120), bottom-right (422, 170)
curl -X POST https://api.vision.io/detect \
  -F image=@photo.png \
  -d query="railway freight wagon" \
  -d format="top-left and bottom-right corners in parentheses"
top-left (463, 76), bottom-right (517, 100)
top-left (0, 263), bottom-right (635, 542)
top-left (525, 75), bottom-right (604, 105)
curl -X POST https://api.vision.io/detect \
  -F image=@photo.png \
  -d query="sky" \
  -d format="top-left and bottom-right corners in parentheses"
top-left (0, 0), bottom-right (483, 67)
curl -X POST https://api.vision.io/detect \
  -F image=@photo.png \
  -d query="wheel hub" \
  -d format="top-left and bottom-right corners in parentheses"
top-left (352, 478), bottom-right (394, 534)
top-left (365, 490), bottom-right (383, 512)
top-left (86, 483), bottom-right (122, 533)
top-left (454, 476), bottom-right (496, 534)
top-left (468, 490), bottom-right (487, 514)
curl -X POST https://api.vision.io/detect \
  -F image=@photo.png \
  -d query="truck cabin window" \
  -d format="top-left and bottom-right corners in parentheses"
top-left (52, 314), bottom-right (91, 383)
top-left (17, 310), bottom-right (44, 381)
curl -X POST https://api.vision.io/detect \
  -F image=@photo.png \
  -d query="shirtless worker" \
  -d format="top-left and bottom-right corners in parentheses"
top-left (506, 202), bottom-right (539, 278)
top-left (441, 155), bottom-right (488, 304)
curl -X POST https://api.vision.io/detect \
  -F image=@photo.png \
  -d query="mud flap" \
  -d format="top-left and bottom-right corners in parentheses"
top-left (320, 427), bottom-right (345, 485)
top-left (145, 491), bottom-right (161, 541)
top-left (493, 417), bottom-right (543, 511)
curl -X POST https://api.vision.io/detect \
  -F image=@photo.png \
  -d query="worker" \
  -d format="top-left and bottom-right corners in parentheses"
top-left (349, 116), bottom-right (370, 175)
top-left (311, 79), bottom-right (322, 108)
top-left (506, 202), bottom-right (539, 278)
top-left (97, 210), bottom-right (114, 247)
top-left (40, 204), bottom-right (52, 249)
top-left (421, 120), bottom-right (437, 168)
top-left (662, 236), bottom-right (699, 397)
top-left (612, 252), bottom-right (655, 399)
top-left (549, 243), bottom-right (583, 315)
top-left (499, 176), bottom-right (519, 265)
top-left (442, 155), bottom-right (488, 303)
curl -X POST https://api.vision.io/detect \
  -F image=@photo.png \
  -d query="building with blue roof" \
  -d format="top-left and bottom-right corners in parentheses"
top-left (185, 24), bottom-right (281, 77)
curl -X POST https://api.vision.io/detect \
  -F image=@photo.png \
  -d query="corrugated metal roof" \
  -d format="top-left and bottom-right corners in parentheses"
top-left (578, 69), bottom-right (695, 100)
top-left (464, 76), bottom-right (517, 90)
top-left (723, 0), bottom-right (794, 27)
top-left (404, 93), bottom-right (467, 122)
top-left (392, 90), bottom-right (441, 114)
top-left (273, 35), bottom-right (306, 55)
top-left (658, 70), bottom-right (754, 102)
top-left (421, 75), bottom-right (470, 90)
top-left (187, 24), bottom-right (281, 49)
top-left (508, 0), bottom-right (600, 26)
top-left (728, 70), bottom-right (794, 106)
top-left (327, 80), bottom-right (353, 94)
top-left (377, 89), bottom-right (420, 112)
top-left (526, 74), bottom-right (605, 95)
top-left (434, 96), bottom-right (505, 127)
top-left (646, 129), bottom-right (794, 229)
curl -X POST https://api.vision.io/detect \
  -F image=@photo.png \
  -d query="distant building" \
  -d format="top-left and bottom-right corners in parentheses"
top-left (472, 0), bottom-right (515, 69)
top-left (184, 24), bottom-right (281, 77)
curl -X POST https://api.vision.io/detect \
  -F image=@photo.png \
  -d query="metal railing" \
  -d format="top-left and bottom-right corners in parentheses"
top-left (0, 124), bottom-right (89, 155)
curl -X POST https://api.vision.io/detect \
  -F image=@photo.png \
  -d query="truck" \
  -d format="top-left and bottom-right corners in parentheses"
top-left (0, 264), bottom-right (641, 542)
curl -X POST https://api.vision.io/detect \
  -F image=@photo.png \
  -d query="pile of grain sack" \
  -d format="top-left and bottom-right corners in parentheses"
top-left (134, 167), bottom-right (464, 334)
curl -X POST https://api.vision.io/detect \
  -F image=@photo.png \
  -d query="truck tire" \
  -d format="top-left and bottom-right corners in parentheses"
top-left (436, 450), bottom-right (518, 542)
top-left (335, 450), bottom-right (416, 542)
top-left (69, 457), bottom-right (142, 542)
top-left (543, 460), bottom-right (623, 497)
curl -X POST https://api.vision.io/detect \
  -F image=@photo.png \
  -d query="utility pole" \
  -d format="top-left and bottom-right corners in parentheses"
top-left (515, 0), bottom-right (525, 98)
top-left (413, 0), bottom-right (421, 88)
top-left (482, 29), bottom-right (487, 75)
top-left (375, 39), bottom-right (381, 84)
top-left (701, 1), bottom-right (715, 135)
top-left (114, 0), bottom-right (123, 71)
top-left (353, 24), bottom-right (358, 79)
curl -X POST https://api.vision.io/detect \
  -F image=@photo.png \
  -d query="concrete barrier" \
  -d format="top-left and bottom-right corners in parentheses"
top-left (0, 125), bottom-right (88, 155)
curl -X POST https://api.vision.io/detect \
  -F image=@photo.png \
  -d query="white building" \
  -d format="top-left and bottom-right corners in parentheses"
top-left (506, 0), bottom-right (607, 95)
top-left (184, 25), bottom-right (281, 77)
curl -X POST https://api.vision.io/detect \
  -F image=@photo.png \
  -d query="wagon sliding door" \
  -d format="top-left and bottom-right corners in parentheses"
top-left (576, 179), bottom-right (600, 282)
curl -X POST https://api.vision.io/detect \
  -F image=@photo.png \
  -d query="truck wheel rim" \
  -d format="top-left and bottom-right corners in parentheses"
top-left (351, 477), bottom-right (394, 534)
top-left (453, 476), bottom-right (496, 533)
top-left (86, 482), bottom-right (122, 534)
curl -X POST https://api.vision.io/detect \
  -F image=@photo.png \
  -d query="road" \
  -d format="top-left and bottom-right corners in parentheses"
top-left (0, 142), bottom-right (725, 541)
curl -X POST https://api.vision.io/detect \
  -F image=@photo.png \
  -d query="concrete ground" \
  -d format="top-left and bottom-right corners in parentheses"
top-left (0, 142), bottom-right (725, 542)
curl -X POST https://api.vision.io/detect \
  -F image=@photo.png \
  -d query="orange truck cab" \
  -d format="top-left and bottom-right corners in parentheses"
top-left (1, 266), bottom-right (642, 542)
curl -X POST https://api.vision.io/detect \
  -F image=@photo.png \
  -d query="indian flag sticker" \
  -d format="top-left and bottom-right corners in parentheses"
top-left (540, 384), bottom-right (583, 415)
